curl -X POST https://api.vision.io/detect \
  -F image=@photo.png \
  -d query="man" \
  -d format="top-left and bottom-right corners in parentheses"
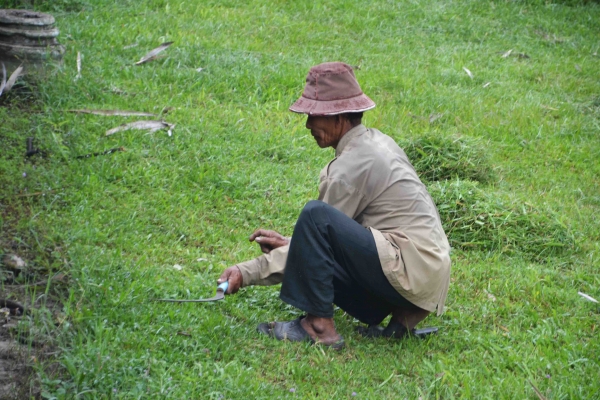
top-left (218, 62), bottom-right (450, 349)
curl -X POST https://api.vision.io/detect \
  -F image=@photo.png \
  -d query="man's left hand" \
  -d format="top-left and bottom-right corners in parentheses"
top-left (249, 229), bottom-right (290, 254)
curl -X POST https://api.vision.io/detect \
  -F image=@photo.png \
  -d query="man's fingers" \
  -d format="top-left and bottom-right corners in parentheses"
top-left (249, 229), bottom-right (265, 242)
top-left (256, 236), bottom-right (278, 246)
top-left (217, 266), bottom-right (243, 294)
top-left (217, 270), bottom-right (230, 284)
top-left (250, 229), bottom-right (284, 242)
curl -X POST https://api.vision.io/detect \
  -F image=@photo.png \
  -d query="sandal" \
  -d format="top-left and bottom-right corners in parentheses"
top-left (257, 317), bottom-right (345, 350)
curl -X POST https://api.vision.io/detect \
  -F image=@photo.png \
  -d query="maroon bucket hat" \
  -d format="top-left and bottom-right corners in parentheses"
top-left (289, 62), bottom-right (375, 116)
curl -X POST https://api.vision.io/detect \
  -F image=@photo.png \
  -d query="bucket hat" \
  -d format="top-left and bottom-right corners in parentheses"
top-left (289, 62), bottom-right (375, 116)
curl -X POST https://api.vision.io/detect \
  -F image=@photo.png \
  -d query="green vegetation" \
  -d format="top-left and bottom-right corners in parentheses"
top-left (1, 0), bottom-right (599, 398)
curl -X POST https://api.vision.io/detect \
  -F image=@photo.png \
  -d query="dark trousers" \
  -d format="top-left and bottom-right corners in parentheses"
top-left (280, 200), bottom-right (413, 325)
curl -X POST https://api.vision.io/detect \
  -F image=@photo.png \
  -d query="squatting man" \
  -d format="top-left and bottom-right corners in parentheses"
top-left (218, 62), bottom-right (451, 349)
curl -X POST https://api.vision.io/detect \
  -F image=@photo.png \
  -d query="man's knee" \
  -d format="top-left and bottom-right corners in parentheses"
top-left (299, 200), bottom-right (327, 221)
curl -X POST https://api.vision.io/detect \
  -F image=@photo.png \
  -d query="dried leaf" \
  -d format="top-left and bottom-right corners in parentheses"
top-left (578, 291), bottom-right (599, 303)
top-left (173, 264), bottom-right (183, 271)
top-left (0, 62), bottom-right (6, 97)
top-left (76, 51), bottom-right (82, 80)
top-left (4, 65), bottom-right (23, 92)
top-left (541, 105), bottom-right (559, 111)
top-left (69, 109), bottom-right (157, 117)
top-left (105, 120), bottom-right (174, 136)
top-left (501, 49), bottom-right (513, 58)
top-left (196, 67), bottom-right (204, 72)
top-left (484, 289), bottom-right (497, 302)
top-left (428, 113), bottom-right (444, 124)
top-left (462, 67), bottom-right (473, 79)
top-left (2, 254), bottom-right (26, 270)
top-left (574, 64), bottom-right (581, 71)
top-left (123, 43), bottom-right (139, 50)
top-left (483, 82), bottom-right (491, 88)
top-left (135, 42), bottom-right (173, 65)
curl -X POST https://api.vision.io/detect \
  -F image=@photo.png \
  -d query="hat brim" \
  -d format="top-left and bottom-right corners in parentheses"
top-left (289, 94), bottom-right (375, 116)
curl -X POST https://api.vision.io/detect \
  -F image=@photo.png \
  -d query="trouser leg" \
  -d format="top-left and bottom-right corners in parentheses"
top-left (279, 200), bottom-right (413, 325)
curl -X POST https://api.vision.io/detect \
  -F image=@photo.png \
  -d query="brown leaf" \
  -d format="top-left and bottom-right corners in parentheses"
top-left (135, 42), bottom-right (173, 65)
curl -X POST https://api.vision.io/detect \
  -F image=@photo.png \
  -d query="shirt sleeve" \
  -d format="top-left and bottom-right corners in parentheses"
top-left (318, 178), bottom-right (366, 219)
top-left (236, 244), bottom-right (289, 287)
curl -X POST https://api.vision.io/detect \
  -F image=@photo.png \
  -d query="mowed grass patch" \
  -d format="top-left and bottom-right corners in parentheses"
top-left (0, 0), bottom-right (599, 398)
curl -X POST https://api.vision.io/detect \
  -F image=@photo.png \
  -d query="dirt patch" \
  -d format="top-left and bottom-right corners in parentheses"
top-left (0, 331), bottom-right (31, 400)
top-left (1, 204), bottom-right (66, 399)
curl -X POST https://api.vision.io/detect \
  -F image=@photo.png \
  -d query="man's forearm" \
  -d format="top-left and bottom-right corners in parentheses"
top-left (236, 244), bottom-right (289, 286)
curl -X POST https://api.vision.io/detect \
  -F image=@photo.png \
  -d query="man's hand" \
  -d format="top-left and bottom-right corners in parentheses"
top-left (217, 266), bottom-right (243, 294)
top-left (249, 229), bottom-right (290, 254)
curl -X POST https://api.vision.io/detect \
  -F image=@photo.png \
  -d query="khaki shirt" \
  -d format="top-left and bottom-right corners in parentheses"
top-left (237, 124), bottom-right (451, 315)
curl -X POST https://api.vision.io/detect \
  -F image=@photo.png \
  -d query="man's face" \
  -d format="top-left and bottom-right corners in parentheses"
top-left (305, 115), bottom-right (342, 148)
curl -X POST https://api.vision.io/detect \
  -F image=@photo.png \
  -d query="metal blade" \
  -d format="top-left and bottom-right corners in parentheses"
top-left (156, 281), bottom-right (228, 303)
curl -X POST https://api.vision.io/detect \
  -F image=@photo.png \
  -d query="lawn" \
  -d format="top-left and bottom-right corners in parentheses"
top-left (1, 0), bottom-right (599, 398)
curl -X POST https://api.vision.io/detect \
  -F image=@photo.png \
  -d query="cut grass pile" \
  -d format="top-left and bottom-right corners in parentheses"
top-left (1, 0), bottom-right (599, 398)
top-left (430, 179), bottom-right (574, 261)
top-left (401, 134), bottom-right (494, 183)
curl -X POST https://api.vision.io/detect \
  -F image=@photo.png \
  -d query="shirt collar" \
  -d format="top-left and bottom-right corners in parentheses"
top-left (335, 124), bottom-right (367, 157)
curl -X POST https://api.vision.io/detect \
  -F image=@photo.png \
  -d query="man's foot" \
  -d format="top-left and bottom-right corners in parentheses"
top-left (300, 314), bottom-right (343, 346)
top-left (389, 305), bottom-right (430, 331)
top-left (257, 315), bottom-right (345, 349)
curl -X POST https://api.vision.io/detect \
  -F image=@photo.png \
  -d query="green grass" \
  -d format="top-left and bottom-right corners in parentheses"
top-left (1, 0), bottom-right (599, 398)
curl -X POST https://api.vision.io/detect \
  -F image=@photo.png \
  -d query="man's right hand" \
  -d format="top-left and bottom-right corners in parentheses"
top-left (217, 266), bottom-right (243, 294)
top-left (249, 229), bottom-right (290, 254)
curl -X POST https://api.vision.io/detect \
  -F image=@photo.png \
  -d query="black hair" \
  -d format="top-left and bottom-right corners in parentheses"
top-left (343, 112), bottom-right (363, 126)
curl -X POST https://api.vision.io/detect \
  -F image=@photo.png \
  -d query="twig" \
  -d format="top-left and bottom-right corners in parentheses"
top-left (16, 190), bottom-right (56, 198)
top-left (528, 380), bottom-right (547, 400)
top-left (76, 147), bottom-right (126, 159)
